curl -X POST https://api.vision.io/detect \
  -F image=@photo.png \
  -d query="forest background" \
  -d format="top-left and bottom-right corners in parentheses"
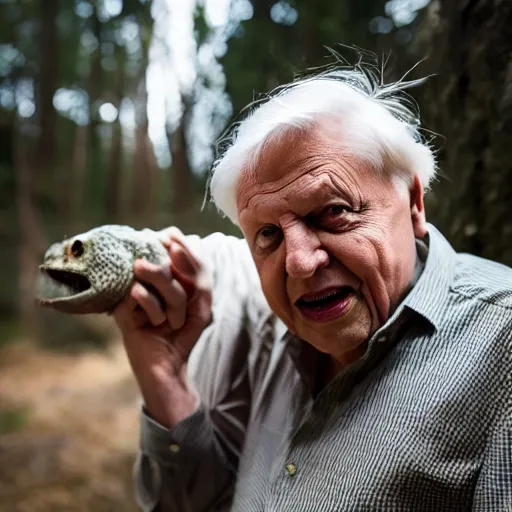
top-left (0, 0), bottom-right (511, 510)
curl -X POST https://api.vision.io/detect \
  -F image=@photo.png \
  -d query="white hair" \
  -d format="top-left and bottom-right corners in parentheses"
top-left (207, 51), bottom-right (437, 225)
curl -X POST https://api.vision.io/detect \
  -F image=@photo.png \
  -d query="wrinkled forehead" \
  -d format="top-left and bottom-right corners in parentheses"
top-left (235, 117), bottom-right (368, 212)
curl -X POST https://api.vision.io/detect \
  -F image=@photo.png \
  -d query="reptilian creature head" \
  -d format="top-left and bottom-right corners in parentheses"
top-left (36, 225), bottom-right (168, 314)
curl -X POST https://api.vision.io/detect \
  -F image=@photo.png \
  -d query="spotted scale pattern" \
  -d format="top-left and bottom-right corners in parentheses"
top-left (38, 225), bottom-right (169, 314)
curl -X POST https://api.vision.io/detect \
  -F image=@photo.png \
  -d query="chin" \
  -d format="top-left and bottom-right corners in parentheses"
top-left (294, 306), bottom-right (373, 354)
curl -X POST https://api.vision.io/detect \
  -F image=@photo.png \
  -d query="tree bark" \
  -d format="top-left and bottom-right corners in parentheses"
top-left (415, 0), bottom-right (512, 266)
top-left (130, 77), bottom-right (158, 225)
top-left (37, 0), bottom-right (59, 174)
top-left (15, 128), bottom-right (46, 342)
top-left (58, 123), bottom-right (88, 234)
top-left (84, 2), bottom-right (104, 219)
top-left (166, 97), bottom-right (193, 213)
top-left (105, 46), bottom-right (125, 221)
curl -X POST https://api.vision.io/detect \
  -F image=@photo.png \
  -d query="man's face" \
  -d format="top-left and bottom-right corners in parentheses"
top-left (237, 120), bottom-right (427, 365)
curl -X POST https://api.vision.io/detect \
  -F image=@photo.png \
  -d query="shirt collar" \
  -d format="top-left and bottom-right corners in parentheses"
top-left (399, 222), bottom-right (456, 331)
top-left (275, 317), bottom-right (289, 342)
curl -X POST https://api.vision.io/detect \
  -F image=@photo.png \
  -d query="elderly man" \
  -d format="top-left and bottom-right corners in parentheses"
top-left (114, 62), bottom-right (512, 511)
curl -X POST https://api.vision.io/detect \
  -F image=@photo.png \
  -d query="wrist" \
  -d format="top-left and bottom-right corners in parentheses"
top-left (138, 368), bottom-right (199, 428)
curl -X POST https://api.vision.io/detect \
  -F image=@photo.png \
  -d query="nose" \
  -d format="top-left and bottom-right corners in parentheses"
top-left (284, 221), bottom-right (329, 278)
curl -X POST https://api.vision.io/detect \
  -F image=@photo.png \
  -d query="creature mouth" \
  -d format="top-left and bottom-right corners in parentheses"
top-left (45, 269), bottom-right (91, 293)
top-left (37, 267), bottom-right (92, 302)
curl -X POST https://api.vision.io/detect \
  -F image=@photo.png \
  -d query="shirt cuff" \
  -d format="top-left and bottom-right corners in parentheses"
top-left (140, 405), bottom-right (215, 466)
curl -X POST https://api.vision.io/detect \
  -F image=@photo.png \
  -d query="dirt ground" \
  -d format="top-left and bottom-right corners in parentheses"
top-left (0, 337), bottom-right (142, 512)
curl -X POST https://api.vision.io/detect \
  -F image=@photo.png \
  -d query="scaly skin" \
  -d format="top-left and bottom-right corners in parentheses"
top-left (36, 225), bottom-right (169, 314)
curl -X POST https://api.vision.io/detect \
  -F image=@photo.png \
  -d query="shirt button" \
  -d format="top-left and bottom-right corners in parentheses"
top-left (285, 463), bottom-right (297, 476)
top-left (169, 443), bottom-right (180, 454)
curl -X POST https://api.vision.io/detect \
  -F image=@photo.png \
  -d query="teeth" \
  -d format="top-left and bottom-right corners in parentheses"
top-left (302, 289), bottom-right (341, 303)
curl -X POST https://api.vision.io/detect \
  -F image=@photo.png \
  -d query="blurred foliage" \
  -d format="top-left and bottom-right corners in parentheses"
top-left (0, 0), bottom-right (400, 344)
top-left (0, 0), bottom-right (509, 344)
top-left (0, 406), bottom-right (29, 435)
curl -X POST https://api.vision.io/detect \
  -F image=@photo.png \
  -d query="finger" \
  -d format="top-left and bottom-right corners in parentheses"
top-left (131, 281), bottom-right (166, 327)
top-left (165, 301), bottom-right (187, 331)
top-left (155, 226), bottom-right (185, 251)
top-left (154, 226), bottom-right (205, 294)
top-left (161, 278), bottom-right (187, 330)
top-left (168, 234), bottom-right (212, 296)
top-left (111, 292), bottom-right (140, 326)
top-left (134, 259), bottom-right (188, 307)
top-left (134, 260), bottom-right (188, 330)
top-left (131, 307), bottom-right (151, 329)
top-left (167, 243), bottom-right (202, 299)
top-left (168, 233), bottom-right (201, 274)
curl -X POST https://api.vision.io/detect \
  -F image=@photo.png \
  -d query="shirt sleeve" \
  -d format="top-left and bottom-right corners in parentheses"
top-left (133, 232), bottom-right (260, 512)
top-left (472, 352), bottom-right (512, 511)
top-left (134, 407), bottom-right (235, 512)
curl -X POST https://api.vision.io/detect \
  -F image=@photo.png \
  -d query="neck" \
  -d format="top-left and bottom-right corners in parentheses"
top-left (315, 346), bottom-right (366, 395)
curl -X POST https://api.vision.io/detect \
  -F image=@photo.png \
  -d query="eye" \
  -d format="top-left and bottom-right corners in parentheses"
top-left (261, 226), bottom-right (277, 238)
top-left (315, 203), bottom-right (353, 230)
top-left (71, 239), bottom-right (84, 258)
top-left (255, 225), bottom-right (281, 251)
top-left (326, 204), bottom-right (349, 217)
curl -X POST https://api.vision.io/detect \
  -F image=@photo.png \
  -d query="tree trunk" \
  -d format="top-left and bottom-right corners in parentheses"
top-left (300, 0), bottom-right (319, 67)
top-left (415, 0), bottom-right (512, 266)
top-left (105, 47), bottom-right (125, 221)
top-left (130, 77), bottom-right (158, 226)
top-left (66, 124), bottom-right (88, 232)
top-left (166, 98), bottom-right (193, 213)
top-left (106, 121), bottom-right (122, 220)
top-left (131, 116), bottom-right (150, 218)
top-left (15, 128), bottom-right (46, 342)
top-left (84, 3), bottom-right (104, 220)
top-left (37, 0), bottom-right (59, 175)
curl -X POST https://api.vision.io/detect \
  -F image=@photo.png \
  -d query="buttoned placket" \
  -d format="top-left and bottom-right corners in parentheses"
top-left (265, 309), bottom-right (421, 508)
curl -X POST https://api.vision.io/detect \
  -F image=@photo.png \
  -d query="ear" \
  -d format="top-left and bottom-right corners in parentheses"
top-left (410, 174), bottom-right (427, 238)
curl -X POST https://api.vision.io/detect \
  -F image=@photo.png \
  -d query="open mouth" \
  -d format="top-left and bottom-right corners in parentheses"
top-left (296, 286), bottom-right (354, 322)
top-left (37, 268), bottom-right (91, 301)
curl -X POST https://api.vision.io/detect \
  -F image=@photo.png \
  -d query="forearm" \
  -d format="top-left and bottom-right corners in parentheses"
top-left (132, 231), bottom-right (256, 511)
top-left (135, 406), bottom-right (236, 512)
top-left (133, 361), bottom-right (200, 429)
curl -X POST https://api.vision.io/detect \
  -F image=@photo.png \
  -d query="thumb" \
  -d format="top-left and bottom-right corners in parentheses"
top-left (169, 238), bottom-right (199, 299)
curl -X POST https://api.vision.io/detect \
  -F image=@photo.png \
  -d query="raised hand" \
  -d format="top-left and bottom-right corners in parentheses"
top-left (113, 227), bottom-right (213, 428)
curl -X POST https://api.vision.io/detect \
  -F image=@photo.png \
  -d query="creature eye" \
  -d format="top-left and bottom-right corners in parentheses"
top-left (71, 239), bottom-right (84, 258)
